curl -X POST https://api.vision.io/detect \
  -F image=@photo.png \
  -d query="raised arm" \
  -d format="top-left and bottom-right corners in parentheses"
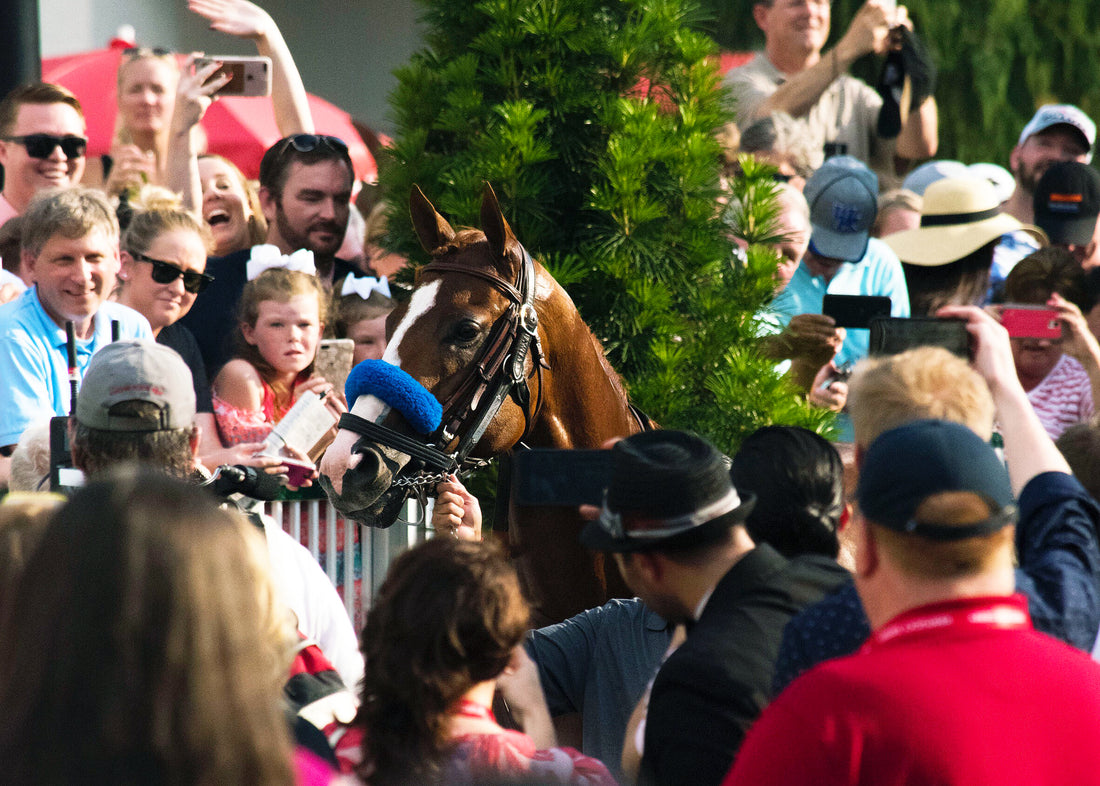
top-left (189, 0), bottom-right (315, 136)
top-left (936, 304), bottom-right (1071, 493)
top-left (1049, 293), bottom-right (1100, 416)
top-left (165, 57), bottom-right (228, 209)
top-left (939, 304), bottom-right (1100, 650)
top-left (750, 1), bottom-right (896, 122)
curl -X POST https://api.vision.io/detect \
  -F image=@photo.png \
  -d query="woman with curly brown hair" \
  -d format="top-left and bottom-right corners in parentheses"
top-left (344, 537), bottom-right (616, 785)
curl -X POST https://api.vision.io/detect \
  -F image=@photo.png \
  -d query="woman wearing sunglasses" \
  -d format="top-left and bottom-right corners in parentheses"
top-left (116, 186), bottom-right (282, 473)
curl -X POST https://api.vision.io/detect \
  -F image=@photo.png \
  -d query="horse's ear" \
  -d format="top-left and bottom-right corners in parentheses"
top-left (480, 183), bottom-right (517, 268)
top-left (410, 185), bottom-right (456, 254)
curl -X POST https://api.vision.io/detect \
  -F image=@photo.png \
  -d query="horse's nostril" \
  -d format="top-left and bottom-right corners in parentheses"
top-left (351, 447), bottom-right (384, 480)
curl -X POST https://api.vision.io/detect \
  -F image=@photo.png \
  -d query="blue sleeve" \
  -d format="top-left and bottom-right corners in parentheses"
top-left (867, 239), bottom-right (909, 318)
top-left (525, 605), bottom-right (602, 716)
top-left (1013, 471), bottom-right (1100, 650)
top-left (772, 581), bottom-right (870, 695)
top-left (0, 331), bottom-right (57, 447)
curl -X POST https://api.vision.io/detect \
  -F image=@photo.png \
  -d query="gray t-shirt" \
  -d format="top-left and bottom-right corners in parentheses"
top-left (725, 53), bottom-right (895, 185)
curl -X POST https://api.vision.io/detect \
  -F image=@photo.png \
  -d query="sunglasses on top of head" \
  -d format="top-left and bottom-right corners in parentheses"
top-left (132, 253), bottom-right (214, 294)
top-left (277, 133), bottom-right (349, 157)
top-left (2, 134), bottom-right (88, 160)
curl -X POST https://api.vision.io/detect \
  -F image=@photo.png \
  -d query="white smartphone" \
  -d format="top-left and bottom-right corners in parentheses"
top-left (194, 55), bottom-right (272, 97)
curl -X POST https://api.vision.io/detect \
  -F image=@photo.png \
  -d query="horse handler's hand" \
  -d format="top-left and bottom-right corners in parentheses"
top-left (432, 475), bottom-right (482, 540)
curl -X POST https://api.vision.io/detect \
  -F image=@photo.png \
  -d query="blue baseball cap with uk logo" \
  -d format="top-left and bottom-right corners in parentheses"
top-left (805, 155), bottom-right (878, 262)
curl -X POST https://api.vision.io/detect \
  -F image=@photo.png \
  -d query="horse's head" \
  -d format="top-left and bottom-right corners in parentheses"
top-left (319, 184), bottom-right (543, 525)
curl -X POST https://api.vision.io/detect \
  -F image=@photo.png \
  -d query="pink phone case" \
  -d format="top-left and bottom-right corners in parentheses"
top-left (1001, 307), bottom-right (1062, 340)
top-left (281, 459), bottom-right (315, 487)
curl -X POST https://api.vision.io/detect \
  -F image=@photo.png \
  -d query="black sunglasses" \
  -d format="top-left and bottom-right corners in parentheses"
top-left (3, 134), bottom-right (88, 160)
top-left (132, 253), bottom-right (214, 294)
top-left (277, 133), bottom-right (349, 156)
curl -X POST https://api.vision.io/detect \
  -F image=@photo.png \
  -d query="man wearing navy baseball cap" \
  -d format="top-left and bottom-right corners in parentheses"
top-left (1005, 104), bottom-right (1096, 227)
top-left (1033, 160), bottom-right (1100, 269)
top-left (726, 417), bottom-right (1100, 786)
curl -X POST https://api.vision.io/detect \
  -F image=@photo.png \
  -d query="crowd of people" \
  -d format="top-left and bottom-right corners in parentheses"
top-left (3, 0), bottom-right (1100, 783)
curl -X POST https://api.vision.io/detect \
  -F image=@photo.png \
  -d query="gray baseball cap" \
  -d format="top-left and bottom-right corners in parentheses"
top-left (76, 340), bottom-right (196, 432)
top-left (805, 155), bottom-right (878, 261)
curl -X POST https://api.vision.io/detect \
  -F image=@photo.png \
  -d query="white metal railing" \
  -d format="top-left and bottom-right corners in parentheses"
top-left (263, 496), bottom-right (429, 628)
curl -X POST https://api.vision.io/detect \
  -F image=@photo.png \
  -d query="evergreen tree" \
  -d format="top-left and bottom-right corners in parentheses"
top-left (379, 0), bottom-right (833, 459)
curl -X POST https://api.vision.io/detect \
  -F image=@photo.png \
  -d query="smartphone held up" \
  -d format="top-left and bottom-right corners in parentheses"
top-left (194, 55), bottom-right (272, 97)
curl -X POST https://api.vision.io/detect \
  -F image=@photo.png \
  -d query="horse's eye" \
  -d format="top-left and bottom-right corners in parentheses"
top-left (449, 320), bottom-right (482, 346)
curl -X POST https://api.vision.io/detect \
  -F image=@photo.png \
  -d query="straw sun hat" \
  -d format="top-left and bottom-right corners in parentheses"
top-left (884, 177), bottom-right (1043, 266)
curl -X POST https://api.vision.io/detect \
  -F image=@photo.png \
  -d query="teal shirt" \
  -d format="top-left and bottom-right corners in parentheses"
top-left (771, 237), bottom-right (910, 371)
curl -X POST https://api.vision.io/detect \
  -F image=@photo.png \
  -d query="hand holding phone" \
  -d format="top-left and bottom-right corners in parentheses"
top-left (193, 55), bottom-right (272, 97)
top-left (999, 305), bottom-right (1063, 340)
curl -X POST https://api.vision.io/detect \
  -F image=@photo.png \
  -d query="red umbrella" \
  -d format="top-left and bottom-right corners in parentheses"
top-left (42, 40), bottom-right (376, 183)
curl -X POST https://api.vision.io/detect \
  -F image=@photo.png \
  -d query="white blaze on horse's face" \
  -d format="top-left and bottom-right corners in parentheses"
top-left (319, 280), bottom-right (442, 495)
top-left (383, 278), bottom-right (441, 369)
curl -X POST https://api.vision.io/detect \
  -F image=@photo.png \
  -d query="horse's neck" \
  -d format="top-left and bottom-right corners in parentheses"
top-left (528, 293), bottom-right (639, 450)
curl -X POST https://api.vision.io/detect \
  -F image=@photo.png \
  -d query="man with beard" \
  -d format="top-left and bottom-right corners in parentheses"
top-left (1005, 105), bottom-right (1095, 225)
top-left (989, 106), bottom-right (1097, 299)
top-left (180, 134), bottom-right (358, 377)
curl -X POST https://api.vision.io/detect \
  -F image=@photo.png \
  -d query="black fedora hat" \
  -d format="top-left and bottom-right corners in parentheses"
top-left (580, 430), bottom-right (755, 553)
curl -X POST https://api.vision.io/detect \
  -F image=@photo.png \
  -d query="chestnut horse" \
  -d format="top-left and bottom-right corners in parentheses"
top-left (319, 185), bottom-right (642, 623)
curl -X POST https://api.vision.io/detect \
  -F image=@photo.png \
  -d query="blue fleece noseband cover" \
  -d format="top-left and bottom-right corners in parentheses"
top-left (343, 359), bottom-right (443, 435)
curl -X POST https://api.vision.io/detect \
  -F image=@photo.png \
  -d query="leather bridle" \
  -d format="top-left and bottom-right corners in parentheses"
top-left (336, 243), bottom-right (546, 498)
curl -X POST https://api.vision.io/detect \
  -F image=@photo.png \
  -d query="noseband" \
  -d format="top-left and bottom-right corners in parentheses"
top-left (336, 243), bottom-right (546, 500)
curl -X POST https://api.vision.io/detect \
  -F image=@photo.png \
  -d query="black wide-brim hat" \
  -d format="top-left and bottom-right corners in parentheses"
top-left (580, 430), bottom-right (755, 554)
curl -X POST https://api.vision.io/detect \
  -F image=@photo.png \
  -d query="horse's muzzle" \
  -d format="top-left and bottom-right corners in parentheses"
top-left (318, 442), bottom-right (412, 527)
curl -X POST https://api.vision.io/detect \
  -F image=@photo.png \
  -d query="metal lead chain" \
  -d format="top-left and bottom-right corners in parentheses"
top-left (393, 471), bottom-right (451, 489)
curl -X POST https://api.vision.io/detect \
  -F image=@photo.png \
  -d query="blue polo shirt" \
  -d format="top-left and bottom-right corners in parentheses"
top-left (770, 237), bottom-right (910, 371)
top-left (0, 287), bottom-right (152, 446)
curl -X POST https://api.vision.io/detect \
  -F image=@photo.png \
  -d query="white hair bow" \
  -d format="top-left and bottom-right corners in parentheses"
top-left (341, 274), bottom-right (392, 301)
top-left (246, 245), bottom-right (317, 280)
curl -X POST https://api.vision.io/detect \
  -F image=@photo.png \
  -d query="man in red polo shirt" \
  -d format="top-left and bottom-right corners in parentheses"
top-left (723, 416), bottom-right (1100, 785)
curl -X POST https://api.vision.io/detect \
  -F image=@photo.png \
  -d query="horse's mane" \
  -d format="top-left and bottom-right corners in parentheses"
top-left (588, 330), bottom-right (630, 403)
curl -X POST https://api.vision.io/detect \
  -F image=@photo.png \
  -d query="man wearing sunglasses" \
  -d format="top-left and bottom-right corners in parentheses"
top-left (181, 134), bottom-right (358, 377)
top-left (0, 188), bottom-right (152, 481)
top-left (0, 83), bottom-right (88, 227)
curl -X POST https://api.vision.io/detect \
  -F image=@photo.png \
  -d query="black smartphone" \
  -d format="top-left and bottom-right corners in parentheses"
top-left (868, 317), bottom-right (970, 358)
top-left (513, 449), bottom-right (614, 507)
top-left (822, 294), bottom-right (893, 329)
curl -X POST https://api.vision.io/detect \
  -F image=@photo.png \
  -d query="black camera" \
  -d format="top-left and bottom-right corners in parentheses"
top-left (823, 141), bottom-right (849, 159)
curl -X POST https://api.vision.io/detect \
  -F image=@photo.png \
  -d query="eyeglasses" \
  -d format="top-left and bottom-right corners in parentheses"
top-left (132, 253), bottom-right (214, 294)
top-left (2, 134), bottom-right (88, 160)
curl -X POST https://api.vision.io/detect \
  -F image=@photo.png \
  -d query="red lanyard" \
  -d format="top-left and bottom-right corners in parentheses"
top-left (872, 596), bottom-right (1030, 647)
